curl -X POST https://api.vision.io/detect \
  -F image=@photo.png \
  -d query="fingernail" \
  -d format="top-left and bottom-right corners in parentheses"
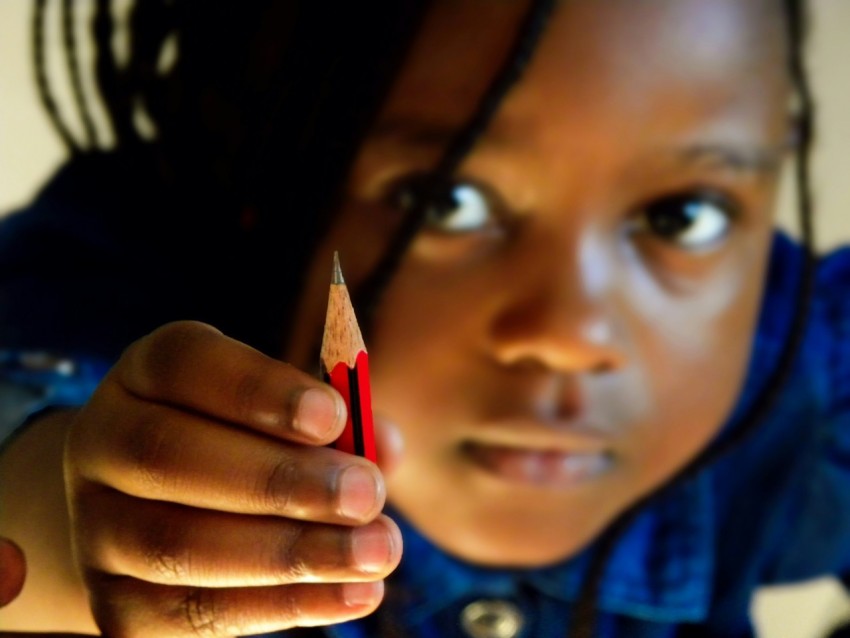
top-left (293, 387), bottom-right (343, 439)
top-left (351, 524), bottom-right (392, 573)
top-left (338, 465), bottom-right (379, 521)
top-left (343, 581), bottom-right (384, 607)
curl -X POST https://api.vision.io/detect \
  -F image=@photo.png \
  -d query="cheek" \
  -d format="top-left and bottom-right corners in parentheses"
top-left (618, 237), bottom-right (770, 486)
top-left (367, 259), bottom-right (490, 432)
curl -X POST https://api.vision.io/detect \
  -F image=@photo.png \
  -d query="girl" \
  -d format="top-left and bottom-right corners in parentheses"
top-left (1, 0), bottom-right (848, 636)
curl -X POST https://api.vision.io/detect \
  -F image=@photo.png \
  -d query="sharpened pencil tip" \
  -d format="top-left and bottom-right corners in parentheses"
top-left (332, 251), bottom-right (344, 285)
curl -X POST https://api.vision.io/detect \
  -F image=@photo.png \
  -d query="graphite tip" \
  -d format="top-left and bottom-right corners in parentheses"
top-left (332, 250), bottom-right (345, 285)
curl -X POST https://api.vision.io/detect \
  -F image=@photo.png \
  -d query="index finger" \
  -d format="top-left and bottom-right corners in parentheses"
top-left (112, 321), bottom-right (346, 445)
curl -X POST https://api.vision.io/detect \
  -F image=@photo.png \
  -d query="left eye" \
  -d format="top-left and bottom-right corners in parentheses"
top-left (395, 179), bottom-right (495, 233)
top-left (632, 192), bottom-right (737, 249)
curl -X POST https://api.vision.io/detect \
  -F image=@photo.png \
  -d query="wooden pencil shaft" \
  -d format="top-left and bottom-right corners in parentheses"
top-left (321, 283), bottom-right (366, 370)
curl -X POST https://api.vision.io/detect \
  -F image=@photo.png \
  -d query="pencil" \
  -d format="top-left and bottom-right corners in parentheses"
top-left (320, 251), bottom-right (377, 462)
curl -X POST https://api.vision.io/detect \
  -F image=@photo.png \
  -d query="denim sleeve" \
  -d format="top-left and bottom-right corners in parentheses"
top-left (0, 350), bottom-right (108, 451)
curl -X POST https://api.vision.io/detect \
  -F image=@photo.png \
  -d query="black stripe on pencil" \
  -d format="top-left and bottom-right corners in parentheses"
top-left (320, 252), bottom-right (377, 462)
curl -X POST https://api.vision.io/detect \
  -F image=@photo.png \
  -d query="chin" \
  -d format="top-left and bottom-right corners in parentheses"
top-left (391, 494), bottom-right (611, 569)
top-left (447, 520), bottom-right (600, 568)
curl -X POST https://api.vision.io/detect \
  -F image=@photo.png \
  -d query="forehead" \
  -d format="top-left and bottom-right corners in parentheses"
top-left (377, 0), bottom-right (789, 147)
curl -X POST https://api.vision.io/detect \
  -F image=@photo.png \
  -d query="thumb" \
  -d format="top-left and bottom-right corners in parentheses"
top-left (373, 415), bottom-right (404, 477)
top-left (0, 537), bottom-right (26, 607)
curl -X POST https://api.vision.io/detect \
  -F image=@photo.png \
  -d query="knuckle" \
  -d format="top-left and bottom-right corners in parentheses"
top-left (231, 369), bottom-right (266, 424)
top-left (122, 321), bottom-right (216, 397)
top-left (259, 456), bottom-right (302, 513)
top-left (180, 588), bottom-right (228, 637)
top-left (123, 409), bottom-right (174, 494)
top-left (139, 518), bottom-right (190, 583)
top-left (272, 584), bottom-right (306, 626)
top-left (145, 544), bottom-right (189, 584)
top-left (274, 522), bottom-right (310, 583)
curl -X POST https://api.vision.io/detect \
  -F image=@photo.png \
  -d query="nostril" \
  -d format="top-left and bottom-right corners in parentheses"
top-left (589, 361), bottom-right (614, 375)
top-left (506, 357), bottom-right (549, 374)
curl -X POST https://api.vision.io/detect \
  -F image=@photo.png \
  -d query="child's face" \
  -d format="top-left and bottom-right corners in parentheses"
top-left (288, 0), bottom-right (790, 566)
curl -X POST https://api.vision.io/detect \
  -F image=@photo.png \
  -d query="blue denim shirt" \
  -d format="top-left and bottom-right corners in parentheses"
top-left (2, 156), bottom-right (849, 637)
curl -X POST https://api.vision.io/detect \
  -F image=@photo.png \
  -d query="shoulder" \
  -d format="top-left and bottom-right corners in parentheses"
top-left (761, 230), bottom-right (850, 452)
top-left (759, 232), bottom-right (850, 406)
top-left (0, 150), bottom-right (192, 360)
top-left (818, 241), bottom-right (850, 285)
top-left (706, 232), bottom-right (850, 585)
top-left (812, 240), bottom-right (850, 414)
top-left (762, 231), bottom-right (850, 298)
top-left (0, 149), bottom-right (167, 263)
top-left (815, 238), bottom-right (850, 352)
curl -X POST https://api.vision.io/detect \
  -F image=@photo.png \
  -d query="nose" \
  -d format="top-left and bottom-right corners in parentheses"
top-left (487, 234), bottom-right (626, 375)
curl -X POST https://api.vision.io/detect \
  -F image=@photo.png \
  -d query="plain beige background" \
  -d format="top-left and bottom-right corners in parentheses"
top-left (0, 1), bottom-right (849, 636)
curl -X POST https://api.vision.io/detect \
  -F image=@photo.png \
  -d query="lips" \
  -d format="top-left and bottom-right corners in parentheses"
top-left (461, 419), bottom-right (614, 487)
top-left (464, 443), bottom-right (613, 487)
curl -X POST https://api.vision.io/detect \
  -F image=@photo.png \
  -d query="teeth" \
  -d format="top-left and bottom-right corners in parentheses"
top-left (551, 452), bottom-right (611, 481)
top-left (467, 444), bottom-right (612, 486)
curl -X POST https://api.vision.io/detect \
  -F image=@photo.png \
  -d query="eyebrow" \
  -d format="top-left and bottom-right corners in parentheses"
top-left (369, 118), bottom-right (787, 176)
top-left (675, 144), bottom-right (786, 176)
top-left (368, 117), bottom-right (509, 148)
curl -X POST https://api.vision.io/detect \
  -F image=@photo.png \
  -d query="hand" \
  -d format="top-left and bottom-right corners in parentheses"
top-left (64, 321), bottom-right (402, 637)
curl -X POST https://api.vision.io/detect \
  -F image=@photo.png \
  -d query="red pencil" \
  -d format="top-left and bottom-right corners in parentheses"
top-left (320, 252), bottom-right (377, 462)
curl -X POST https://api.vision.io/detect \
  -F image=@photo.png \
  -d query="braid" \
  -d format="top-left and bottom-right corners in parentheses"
top-left (434, 0), bottom-right (556, 178)
top-left (234, 0), bottom-right (433, 354)
top-left (33, 0), bottom-right (79, 153)
top-left (354, 0), bottom-right (557, 330)
top-left (125, 0), bottom-right (173, 134)
top-left (569, 1), bottom-right (817, 635)
top-left (61, 0), bottom-right (99, 148)
top-left (93, 0), bottom-right (137, 145)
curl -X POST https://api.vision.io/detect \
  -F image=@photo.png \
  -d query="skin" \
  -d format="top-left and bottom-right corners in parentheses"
top-left (0, 0), bottom-right (790, 635)
top-left (0, 538), bottom-right (25, 608)
top-left (292, 0), bottom-right (790, 566)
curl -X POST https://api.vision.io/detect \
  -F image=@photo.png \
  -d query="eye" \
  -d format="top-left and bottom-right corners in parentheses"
top-left (395, 178), bottom-right (497, 234)
top-left (632, 191), bottom-right (738, 250)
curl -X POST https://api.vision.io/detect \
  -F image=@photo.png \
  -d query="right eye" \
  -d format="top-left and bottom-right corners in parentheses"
top-left (394, 178), bottom-right (498, 234)
top-left (629, 190), bottom-right (738, 251)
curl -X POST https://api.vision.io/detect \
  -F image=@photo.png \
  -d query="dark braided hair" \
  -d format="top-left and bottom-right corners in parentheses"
top-left (61, 0), bottom-right (99, 147)
top-left (35, 1), bottom-right (817, 635)
top-left (32, 0), bottom-right (431, 353)
top-left (33, 0), bottom-right (79, 153)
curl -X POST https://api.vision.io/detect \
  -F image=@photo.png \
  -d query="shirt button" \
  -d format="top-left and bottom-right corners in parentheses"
top-left (460, 599), bottom-right (525, 638)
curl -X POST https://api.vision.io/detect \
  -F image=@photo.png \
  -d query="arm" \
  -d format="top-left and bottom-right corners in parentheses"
top-left (0, 409), bottom-right (99, 633)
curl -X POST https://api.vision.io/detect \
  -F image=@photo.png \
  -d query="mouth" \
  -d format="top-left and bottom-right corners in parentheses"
top-left (461, 420), bottom-right (615, 488)
top-left (463, 442), bottom-right (613, 487)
